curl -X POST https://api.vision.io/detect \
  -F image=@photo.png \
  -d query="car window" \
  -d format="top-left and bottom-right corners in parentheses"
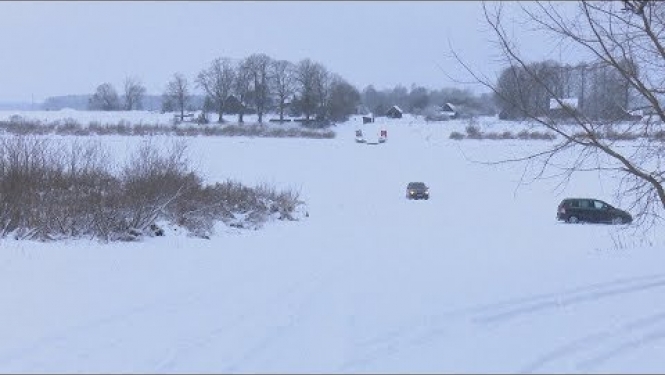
top-left (593, 201), bottom-right (606, 209)
top-left (579, 200), bottom-right (592, 208)
top-left (568, 200), bottom-right (579, 208)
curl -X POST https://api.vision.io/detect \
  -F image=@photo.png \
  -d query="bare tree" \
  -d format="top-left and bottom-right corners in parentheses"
top-left (233, 60), bottom-right (252, 124)
top-left (454, 0), bottom-right (665, 227)
top-left (495, 60), bottom-right (562, 119)
top-left (313, 63), bottom-right (331, 119)
top-left (123, 77), bottom-right (147, 111)
top-left (408, 85), bottom-right (430, 113)
top-left (163, 73), bottom-right (190, 122)
top-left (295, 59), bottom-right (329, 121)
top-left (362, 85), bottom-right (389, 116)
top-left (326, 74), bottom-right (361, 122)
top-left (245, 53), bottom-right (273, 124)
top-left (88, 83), bottom-right (120, 111)
top-left (270, 60), bottom-right (296, 122)
top-left (196, 57), bottom-right (235, 123)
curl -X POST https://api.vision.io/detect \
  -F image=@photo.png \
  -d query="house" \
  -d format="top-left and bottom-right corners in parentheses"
top-left (386, 105), bottom-right (403, 118)
top-left (549, 97), bottom-right (579, 118)
top-left (424, 103), bottom-right (458, 121)
top-left (619, 108), bottom-right (644, 121)
top-left (440, 103), bottom-right (457, 119)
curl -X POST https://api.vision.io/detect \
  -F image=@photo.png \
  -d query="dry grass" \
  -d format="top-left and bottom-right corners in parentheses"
top-left (0, 136), bottom-right (305, 241)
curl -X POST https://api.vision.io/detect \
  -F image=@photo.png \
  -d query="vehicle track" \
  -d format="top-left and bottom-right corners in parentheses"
top-left (339, 272), bottom-right (665, 372)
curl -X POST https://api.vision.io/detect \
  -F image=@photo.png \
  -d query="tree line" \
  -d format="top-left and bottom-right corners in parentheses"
top-left (495, 59), bottom-right (638, 121)
top-left (87, 52), bottom-right (504, 123)
top-left (88, 53), bottom-right (362, 124)
top-left (88, 77), bottom-right (147, 111)
top-left (361, 84), bottom-right (497, 118)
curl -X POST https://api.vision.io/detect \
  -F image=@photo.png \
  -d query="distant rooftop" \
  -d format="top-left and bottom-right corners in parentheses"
top-left (549, 98), bottom-right (579, 110)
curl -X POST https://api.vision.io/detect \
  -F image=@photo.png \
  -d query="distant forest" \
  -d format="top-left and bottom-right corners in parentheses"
top-left (36, 87), bottom-right (497, 118)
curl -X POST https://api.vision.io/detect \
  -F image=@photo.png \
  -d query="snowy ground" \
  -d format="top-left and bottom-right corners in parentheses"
top-left (1, 113), bottom-right (665, 373)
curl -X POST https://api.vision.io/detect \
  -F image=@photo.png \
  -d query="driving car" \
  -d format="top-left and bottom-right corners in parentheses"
top-left (406, 182), bottom-right (429, 200)
top-left (556, 198), bottom-right (632, 224)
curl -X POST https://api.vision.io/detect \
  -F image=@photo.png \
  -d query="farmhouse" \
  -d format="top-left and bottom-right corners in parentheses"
top-left (386, 105), bottom-right (403, 118)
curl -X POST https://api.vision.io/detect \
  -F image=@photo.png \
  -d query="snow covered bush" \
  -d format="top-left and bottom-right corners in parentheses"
top-left (0, 136), bottom-right (305, 241)
top-left (465, 124), bottom-right (482, 139)
top-left (449, 131), bottom-right (465, 140)
top-left (0, 119), bottom-right (335, 139)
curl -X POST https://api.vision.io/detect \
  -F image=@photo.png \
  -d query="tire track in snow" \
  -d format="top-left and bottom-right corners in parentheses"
top-left (575, 329), bottom-right (665, 371)
top-left (473, 278), bottom-right (665, 324)
top-left (339, 272), bottom-right (665, 372)
top-left (458, 272), bottom-right (665, 323)
top-left (221, 274), bottom-right (331, 373)
top-left (0, 289), bottom-right (206, 370)
top-left (154, 272), bottom-right (330, 373)
top-left (521, 311), bottom-right (665, 373)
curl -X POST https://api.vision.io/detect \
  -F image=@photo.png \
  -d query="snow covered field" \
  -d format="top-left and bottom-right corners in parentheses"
top-left (1, 113), bottom-right (665, 373)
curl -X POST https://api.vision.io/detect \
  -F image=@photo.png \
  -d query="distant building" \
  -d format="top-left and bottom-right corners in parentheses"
top-left (386, 105), bottom-right (403, 118)
top-left (549, 98), bottom-right (579, 110)
top-left (549, 97), bottom-right (579, 118)
top-left (440, 103), bottom-right (457, 119)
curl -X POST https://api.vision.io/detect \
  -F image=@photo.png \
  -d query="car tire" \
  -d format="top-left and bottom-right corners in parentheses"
top-left (611, 216), bottom-right (624, 225)
top-left (567, 216), bottom-right (579, 224)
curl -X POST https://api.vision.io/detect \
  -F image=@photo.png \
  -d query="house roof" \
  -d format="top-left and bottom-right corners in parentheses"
top-left (441, 103), bottom-right (456, 112)
top-left (549, 98), bottom-right (579, 110)
top-left (389, 105), bottom-right (403, 113)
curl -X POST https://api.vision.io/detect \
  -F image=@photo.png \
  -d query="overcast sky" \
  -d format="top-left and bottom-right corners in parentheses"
top-left (0, 1), bottom-right (577, 102)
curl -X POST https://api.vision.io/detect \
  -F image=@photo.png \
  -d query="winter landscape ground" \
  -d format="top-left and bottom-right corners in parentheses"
top-left (1, 110), bottom-right (665, 373)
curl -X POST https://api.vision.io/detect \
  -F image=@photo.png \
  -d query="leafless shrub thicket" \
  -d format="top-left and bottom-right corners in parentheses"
top-left (449, 123), bottom-right (665, 142)
top-left (0, 117), bottom-right (335, 139)
top-left (0, 136), bottom-right (304, 241)
top-left (449, 124), bottom-right (556, 141)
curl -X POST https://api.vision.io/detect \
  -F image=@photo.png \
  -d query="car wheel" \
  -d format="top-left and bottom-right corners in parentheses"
top-left (611, 216), bottom-right (624, 225)
top-left (567, 216), bottom-right (579, 224)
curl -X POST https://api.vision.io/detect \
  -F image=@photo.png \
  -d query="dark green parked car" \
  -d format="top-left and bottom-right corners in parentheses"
top-left (557, 198), bottom-right (632, 224)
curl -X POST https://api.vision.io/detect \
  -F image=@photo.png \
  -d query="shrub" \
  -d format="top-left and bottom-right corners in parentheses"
top-left (0, 137), bottom-right (306, 241)
top-left (604, 129), bottom-right (639, 141)
top-left (529, 131), bottom-right (556, 140)
top-left (465, 125), bottom-right (482, 139)
top-left (651, 130), bottom-right (665, 141)
top-left (0, 119), bottom-right (336, 139)
top-left (449, 131), bottom-right (465, 140)
top-left (501, 131), bottom-right (515, 139)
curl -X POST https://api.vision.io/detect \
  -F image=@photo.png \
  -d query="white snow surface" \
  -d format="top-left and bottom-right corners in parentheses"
top-left (1, 114), bottom-right (665, 373)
